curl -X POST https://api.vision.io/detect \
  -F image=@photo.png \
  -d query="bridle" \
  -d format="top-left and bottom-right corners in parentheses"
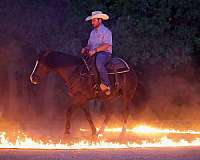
top-left (30, 60), bottom-right (39, 83)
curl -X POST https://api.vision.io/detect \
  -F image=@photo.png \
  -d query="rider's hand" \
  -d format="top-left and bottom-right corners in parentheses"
top-left (88, 49), bottom-right (96, 56)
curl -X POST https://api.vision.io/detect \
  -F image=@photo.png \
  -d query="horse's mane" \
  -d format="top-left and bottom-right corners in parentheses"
top-left (39, 50), bottom-right (83, 68)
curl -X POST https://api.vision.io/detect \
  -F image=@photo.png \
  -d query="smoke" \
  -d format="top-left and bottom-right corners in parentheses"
top-left (0, 33), bottom-right (200, 139)
top-left (130, 60), bottom-right (200, 130)
top-left (0, 1), bottom-right (199, 139)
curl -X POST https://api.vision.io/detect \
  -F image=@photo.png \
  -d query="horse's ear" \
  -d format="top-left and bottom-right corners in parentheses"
top-left (38, 51), bottom-right (44, 60)
top-left (43, 49), bottom-right (52, 57)
top-left (38, 49), bottom-right (52, 60)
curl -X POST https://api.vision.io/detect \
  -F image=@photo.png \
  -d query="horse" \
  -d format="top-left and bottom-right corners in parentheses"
top-left (30, 50), bottom-right (137, 138)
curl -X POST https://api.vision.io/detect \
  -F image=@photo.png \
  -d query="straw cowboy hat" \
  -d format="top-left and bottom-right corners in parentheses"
top-left (85, 11), bottom-right (109, 21)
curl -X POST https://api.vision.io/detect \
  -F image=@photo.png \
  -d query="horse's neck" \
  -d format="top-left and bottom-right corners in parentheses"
top-left (57, 65), bottom-right (76, 81)
top-left (57, 65), bottom-right (81, 91)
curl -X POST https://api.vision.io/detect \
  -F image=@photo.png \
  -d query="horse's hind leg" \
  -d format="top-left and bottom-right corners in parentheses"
top-left (120, 96), bottom-right (130, 138)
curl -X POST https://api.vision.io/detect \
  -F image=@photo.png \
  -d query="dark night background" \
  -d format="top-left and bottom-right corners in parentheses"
top-left (0, 0), bottom-right (200, 132)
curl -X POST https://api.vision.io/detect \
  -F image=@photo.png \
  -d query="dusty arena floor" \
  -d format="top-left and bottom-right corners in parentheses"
top-left (1, 147), bottom-right (200, 160)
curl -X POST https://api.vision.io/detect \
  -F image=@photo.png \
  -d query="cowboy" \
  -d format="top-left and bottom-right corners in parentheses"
top-left (81, 11), bottom-right (112, 95)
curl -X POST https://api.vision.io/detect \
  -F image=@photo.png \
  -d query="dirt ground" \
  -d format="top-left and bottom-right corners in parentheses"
top-left (0, 147), bottom-right (200, 160)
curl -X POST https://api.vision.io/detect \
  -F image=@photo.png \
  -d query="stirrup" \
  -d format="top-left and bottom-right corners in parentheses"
top-left (92, 84), bottom-right (99, 95)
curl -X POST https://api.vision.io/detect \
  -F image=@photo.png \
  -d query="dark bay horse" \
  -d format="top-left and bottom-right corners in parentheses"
top-left (30, 50), bottom-right (137, 138)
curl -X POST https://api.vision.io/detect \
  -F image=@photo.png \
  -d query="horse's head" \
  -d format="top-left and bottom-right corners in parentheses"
top-left (30, 51), bottom-right (50, 84)
top-left (30, 49), bottom-right (82, 85)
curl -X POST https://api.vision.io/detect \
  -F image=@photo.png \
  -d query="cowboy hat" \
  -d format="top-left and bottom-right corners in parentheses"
top-left (85, 11), bottom-right (109, 21)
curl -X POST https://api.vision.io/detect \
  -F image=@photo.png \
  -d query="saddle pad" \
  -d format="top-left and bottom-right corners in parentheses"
top-left (106, 58), bottom-right (130, 73)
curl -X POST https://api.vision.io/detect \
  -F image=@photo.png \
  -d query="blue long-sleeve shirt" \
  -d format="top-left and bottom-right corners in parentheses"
top-left (87, 24), bottom-right (112, 53)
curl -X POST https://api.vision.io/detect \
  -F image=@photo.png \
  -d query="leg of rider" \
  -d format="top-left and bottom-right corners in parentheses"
top-left (96, 52), bottom-right (111, 89)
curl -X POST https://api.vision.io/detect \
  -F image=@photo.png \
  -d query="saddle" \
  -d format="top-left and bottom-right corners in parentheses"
top-left (80, 56), bottom-right (130, 76)
top-left (80, 56), bottom-right (130, 96)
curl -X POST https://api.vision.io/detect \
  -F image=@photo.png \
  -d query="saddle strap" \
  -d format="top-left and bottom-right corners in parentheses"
top-left (114, 67), bottom-right (119, 88)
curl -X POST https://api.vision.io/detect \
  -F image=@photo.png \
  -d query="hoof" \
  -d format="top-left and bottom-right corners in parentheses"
top-left (64, 129), bottom-right (70, 135)
top-left (118, 129), bottom-right (127, 143)
top-left (118, 137), bottom-right (129, 144)
top-left (92, 129), bottom-right (97, 137)
top-left (63, 134), bottom-right (70, 139)
top-left (97, 128), bottom-right (105, 136)
top-left (91, 133), bottom-right (98, 142)
top-left (62, 133), bottom-right (73, 144)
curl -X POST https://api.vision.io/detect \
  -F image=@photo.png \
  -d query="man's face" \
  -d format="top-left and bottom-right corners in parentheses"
top-left (91, 18), bottom-right (102, 28)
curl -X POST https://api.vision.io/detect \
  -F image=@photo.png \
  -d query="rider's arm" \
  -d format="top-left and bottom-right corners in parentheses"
top-left (88, 29), bottom-right (112, 56)
top-left (95, 29), bottom-right (112, 53)
top-left (81, 32), bottom-right (92, 54)
top-left (95, 43), bottom-right (112, 52)
top-left (86, 32), bottom-right (93, 49)
top-left (81, 38), bottom-right (91, 54)
top-left (85, 40), bottom-right (91, 49)
top-left (88, 43), bottom-right (112, 56)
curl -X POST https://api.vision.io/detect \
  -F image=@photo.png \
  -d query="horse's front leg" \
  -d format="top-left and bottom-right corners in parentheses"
top-left (119, 97), bottom-right (130, 139)
top-left (64, 95), bottom-right (85, 135)
top-left (82, 106), bottom-right (97, 138)
top-left (64, 106), bottom-right (74, 135)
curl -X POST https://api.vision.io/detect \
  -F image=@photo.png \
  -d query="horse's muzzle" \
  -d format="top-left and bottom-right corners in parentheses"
top-left (30, 75), bottom-right (40, 84)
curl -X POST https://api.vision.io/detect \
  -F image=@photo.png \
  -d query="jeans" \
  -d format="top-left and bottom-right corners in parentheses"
top-left (96, 52), bottom-right (111, 87)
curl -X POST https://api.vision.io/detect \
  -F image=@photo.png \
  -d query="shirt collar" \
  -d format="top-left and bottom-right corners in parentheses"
top-left (95, 23), bottom-right (104, 31)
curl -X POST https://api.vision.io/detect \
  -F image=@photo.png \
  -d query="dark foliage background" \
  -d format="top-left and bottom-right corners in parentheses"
top-left (0, 0), bottom-right (200, 128)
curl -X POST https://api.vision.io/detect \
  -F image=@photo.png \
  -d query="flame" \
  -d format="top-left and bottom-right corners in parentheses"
top-left (1, 125), bottom-right (200, 149)
top-left (93, 125), bottom-right (200, 135)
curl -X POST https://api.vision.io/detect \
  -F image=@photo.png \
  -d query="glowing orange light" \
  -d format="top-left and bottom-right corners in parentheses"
top-left (81, 125), bottom-right (200, 135)
top-left (1, 125), bottom-right (200, 149)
